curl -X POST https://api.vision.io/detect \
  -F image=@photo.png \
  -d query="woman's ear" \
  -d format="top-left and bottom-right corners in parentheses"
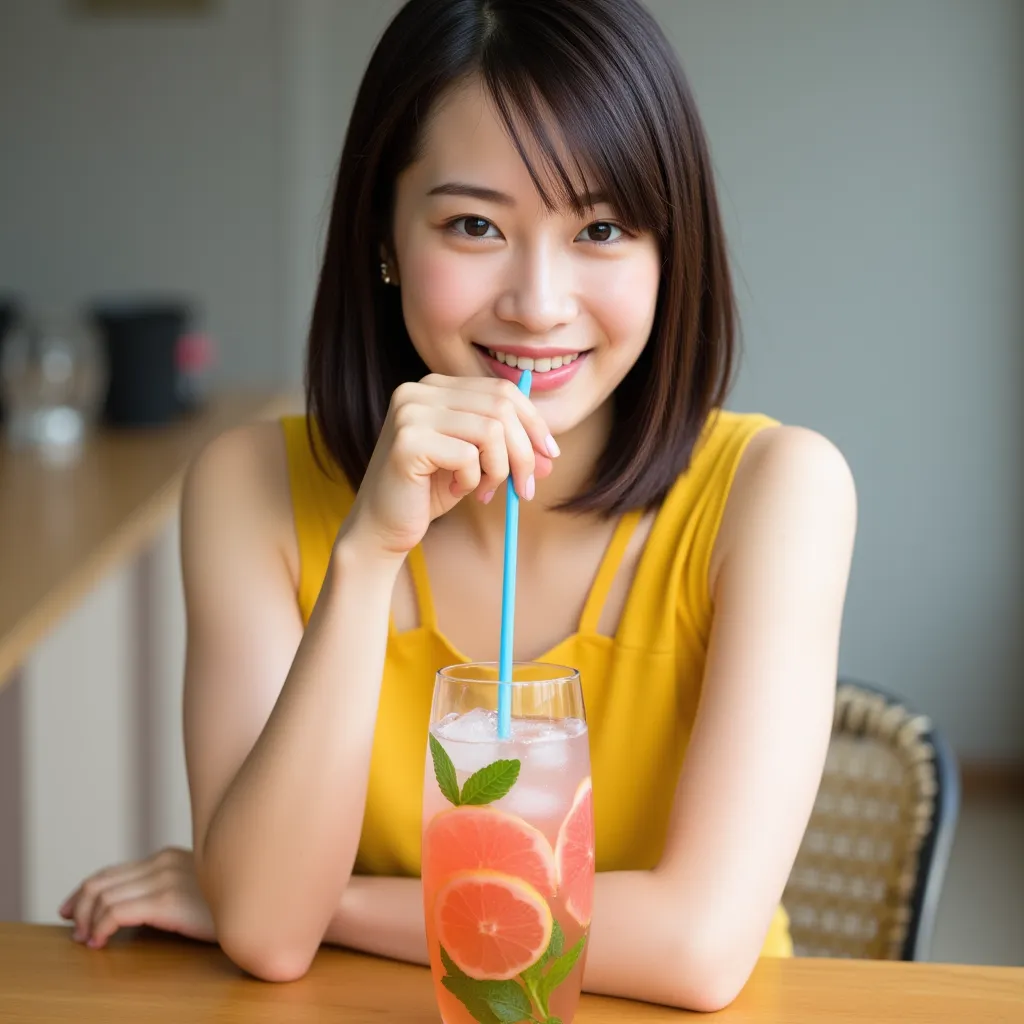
top-left (378, 244), bottom-right (400, 287)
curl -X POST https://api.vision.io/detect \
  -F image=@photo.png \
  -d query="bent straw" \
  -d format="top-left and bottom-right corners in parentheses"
top-left (497, 368), bottom-right (533, 739)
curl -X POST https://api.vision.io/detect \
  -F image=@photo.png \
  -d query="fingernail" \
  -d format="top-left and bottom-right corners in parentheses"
top-left (481, 490), bottom-right (495, 505)
top-left (525, 475), bottom-right (536, 501)
top-left (86, 936), bottom-right (102, 949)
top-left (72, 929), bottom-right (84, 943)
top-left (545, 434), bottom-right (560, 457)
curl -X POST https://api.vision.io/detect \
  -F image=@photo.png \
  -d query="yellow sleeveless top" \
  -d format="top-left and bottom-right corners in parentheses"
top-left (281, 409), bottom-right (792, 957)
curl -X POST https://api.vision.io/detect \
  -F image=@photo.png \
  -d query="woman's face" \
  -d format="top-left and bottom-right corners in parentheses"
top-left (391, 79), bottom-right (661, 437)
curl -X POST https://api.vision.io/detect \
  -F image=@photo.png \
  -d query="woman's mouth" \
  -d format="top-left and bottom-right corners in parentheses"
top-left (474, 345), bottom-right (589, 392)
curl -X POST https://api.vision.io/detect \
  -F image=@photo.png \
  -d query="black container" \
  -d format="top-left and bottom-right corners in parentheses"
top-left (90, 301), bottom-right (192, 427)
top-left (0, 299), bottom-right (19, 423)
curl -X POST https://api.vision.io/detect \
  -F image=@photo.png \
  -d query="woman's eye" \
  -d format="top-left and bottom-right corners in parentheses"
top-left (451, 216), bottom-right (500, 239)
top-left (577, 221), bottom-right (623, 244)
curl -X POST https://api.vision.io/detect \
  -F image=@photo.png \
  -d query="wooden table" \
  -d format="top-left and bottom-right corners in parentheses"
top-left (0, 392), bottom-right (292, 686)
top-left (0, 924), bottom-right (1020, 1023)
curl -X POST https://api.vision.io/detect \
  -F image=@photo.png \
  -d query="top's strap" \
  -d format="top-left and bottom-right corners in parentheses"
top-left (578, 510), bottom-right (644, 636)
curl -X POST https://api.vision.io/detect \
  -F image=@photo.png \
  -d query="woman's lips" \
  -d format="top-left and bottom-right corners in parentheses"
top-left (475, 346), bottom-right (589, 392)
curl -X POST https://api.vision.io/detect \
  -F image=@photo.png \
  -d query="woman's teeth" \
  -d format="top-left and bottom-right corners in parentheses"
top-left (486, 349), bottom-right (582, 372)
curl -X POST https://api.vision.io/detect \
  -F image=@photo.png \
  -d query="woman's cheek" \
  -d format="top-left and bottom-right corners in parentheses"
top-left (586, 258), bottom-right (660, 348)
top-left (403, 248), bottom-right (490, 338)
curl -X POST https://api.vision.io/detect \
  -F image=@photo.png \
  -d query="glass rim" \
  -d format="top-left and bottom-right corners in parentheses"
top-left (436, 661), bottom-right (580, 687)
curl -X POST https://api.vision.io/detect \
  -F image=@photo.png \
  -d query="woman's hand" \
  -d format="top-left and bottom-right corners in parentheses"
top-left (59, 847), bottom-right (215, 949)
top-left (344, 374), bottom-right (559, 558)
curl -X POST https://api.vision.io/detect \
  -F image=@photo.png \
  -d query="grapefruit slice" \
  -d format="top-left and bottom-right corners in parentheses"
top-left (423, 806), bottom-right (556, 896)
top-left (435, 870), bottom-right (553, 981)
top-left (555, 776), bottom-right (595, 927)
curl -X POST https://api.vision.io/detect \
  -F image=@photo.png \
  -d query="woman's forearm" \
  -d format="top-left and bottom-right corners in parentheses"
top-left (327, 871), bottom-right (746, 1011)
top-left (198, 537), bottom-right (402, 980)
top-left (585, 869), bottom-right (753, 1011)
top-left (326, 876), bottom-right (429, 965)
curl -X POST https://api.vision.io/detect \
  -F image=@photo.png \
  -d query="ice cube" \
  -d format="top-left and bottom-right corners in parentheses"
top-left (498, 784), bottom-right (566, 821)
top-left (525, 736), bottom-right (570, 770)
top-left (437, 707), bottom-right (494, 741)
top-left (436, 708), bottom-right (502, 775)
top-left (511, 719), bottom-right (556, 742)
top-left (448, 741), bottom-right (505, 776)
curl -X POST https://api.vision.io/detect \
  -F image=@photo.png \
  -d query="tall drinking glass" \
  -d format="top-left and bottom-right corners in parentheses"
top-left (422, 662), bottom-right (594, 1024)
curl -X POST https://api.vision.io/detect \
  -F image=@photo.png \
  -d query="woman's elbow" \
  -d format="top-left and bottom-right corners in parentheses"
top-left (217, 919), bottom-right (317, 983)
top-left (669, 973), bottom-right (745, 1014)
top-left (661, 937), bottom-right (754, 1013)
top-left (198, 868), bottom-right (318, 982)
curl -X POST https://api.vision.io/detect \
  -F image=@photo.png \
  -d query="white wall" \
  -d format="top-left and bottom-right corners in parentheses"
top-left (278, 0), bottom-right (404, 384)
top-left (0, 0), bottom-right (286, 385)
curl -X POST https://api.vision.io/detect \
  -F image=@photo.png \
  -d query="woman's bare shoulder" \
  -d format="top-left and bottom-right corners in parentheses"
top-left (181, 419), bottom-right (299, 586)
top-left (710, 425), bottom-right (856, 593)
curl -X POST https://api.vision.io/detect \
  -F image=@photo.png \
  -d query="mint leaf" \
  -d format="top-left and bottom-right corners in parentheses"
top-left (520, 921), bottom-right (566, 1018)
top-left (440, 944), bottom-right (467, 979)
top-left (429, 734), bottom-right (460, 806)
top-left (439, 945), bottom-right (533, 1024)
top-left (548, 920), bottom-right (565, 961)
top-left (521, 920), bottom-right (564, 984)
top-left (442, 975), bottom-right (501, 1024)
top-left (440, 946), bottom-right (499, 1023)
top-left (460, 759), bottom-right (521, 805)
top-left (546, 1018), bottom-right (563, 1024)
top-left (537, 935), bottom-right (587, 1010)
top-left (522, 975), bottom-right (546, 1020)
top-left (477, 980), bottom-right (533, 1022)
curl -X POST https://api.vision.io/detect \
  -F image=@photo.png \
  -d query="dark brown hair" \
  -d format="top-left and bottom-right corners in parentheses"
top-left (305, 0), bottom-right (736, 514)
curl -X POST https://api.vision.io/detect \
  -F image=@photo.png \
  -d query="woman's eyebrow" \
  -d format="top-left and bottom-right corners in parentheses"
top-left (427, 182), bottom-right (516, 205)
top-left (427, 181), bottom-right (613, 212)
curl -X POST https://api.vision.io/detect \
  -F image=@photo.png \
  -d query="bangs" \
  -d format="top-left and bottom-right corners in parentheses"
top-left (478, 11), bottom-right (672, 240)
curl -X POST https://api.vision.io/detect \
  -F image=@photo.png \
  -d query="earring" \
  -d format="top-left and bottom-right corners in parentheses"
top-left (380, 260), bottom-right (394, 285)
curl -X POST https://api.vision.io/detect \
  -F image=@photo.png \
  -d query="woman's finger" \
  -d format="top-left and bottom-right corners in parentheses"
top-left (59, 890), bottom-right (78, 919)
top-left (391, 425), bottom-right (482, 498)
top-left (85, 875), bottom-right (158, 943)
top-left (420, 375), bottom-right (560, 461)
top-left (70, 862), bottom-right (149, 941)
top-left (86, 889), bottom-right (163, 949)
top-left (402, 406), bottom-right (512, 499)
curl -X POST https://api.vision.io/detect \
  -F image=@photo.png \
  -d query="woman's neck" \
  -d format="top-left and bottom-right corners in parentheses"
top-left (445, 397), bottom-right (614, 557)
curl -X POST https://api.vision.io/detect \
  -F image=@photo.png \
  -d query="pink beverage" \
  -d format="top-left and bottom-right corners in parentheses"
top-left (422, 664), bottom-right (594, 1024)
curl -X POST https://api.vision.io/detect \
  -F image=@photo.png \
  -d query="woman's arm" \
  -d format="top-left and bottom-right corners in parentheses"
top-left (181, 425), bottom-right (402, 982)
top-left (326, 877), bottom-right (429, 965)
top-left (182, 380), bottom-right (554, 983)
top-left (583, 425), bottom-right (856, 1010)
top-left (324, 426), bottom-right (856, 1012)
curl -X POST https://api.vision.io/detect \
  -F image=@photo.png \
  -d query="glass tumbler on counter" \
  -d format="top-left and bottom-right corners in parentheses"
top-left (0, 311), bottom-right (107, 463)
top-left (422, 662), bottom-right (595, 1024)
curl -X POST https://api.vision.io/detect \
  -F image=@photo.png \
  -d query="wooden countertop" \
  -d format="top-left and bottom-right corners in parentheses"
top-left (0, 924), bottom-right (1020, 1022)
top-left (0, 393), bottom-right (293, 686)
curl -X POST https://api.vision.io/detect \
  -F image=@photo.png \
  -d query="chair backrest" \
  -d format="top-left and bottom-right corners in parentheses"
top-left (782, 679), bottom-right (960, 960)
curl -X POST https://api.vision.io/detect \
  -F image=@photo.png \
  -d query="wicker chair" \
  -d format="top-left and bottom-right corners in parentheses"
top-left (782, 679), bottom-right (960, 960)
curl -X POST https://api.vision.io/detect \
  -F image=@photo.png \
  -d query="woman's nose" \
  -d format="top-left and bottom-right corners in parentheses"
top-left (494, 245), bottom-right (578, 335)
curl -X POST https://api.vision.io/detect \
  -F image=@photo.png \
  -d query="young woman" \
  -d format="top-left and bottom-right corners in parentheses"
top-left (61, 0), bottom-right (856, 1011)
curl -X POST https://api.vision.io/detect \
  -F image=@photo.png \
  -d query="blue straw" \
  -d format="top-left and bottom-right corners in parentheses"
top-left (497, 368), bottom-right (532, 739)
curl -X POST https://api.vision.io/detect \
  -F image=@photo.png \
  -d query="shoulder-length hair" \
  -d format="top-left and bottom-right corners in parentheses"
top-left (306, 0), bottom-right (737, 514)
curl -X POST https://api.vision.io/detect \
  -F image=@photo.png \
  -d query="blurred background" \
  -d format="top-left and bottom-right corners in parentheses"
top-left (0, 0), bottom-right (1020, 966)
